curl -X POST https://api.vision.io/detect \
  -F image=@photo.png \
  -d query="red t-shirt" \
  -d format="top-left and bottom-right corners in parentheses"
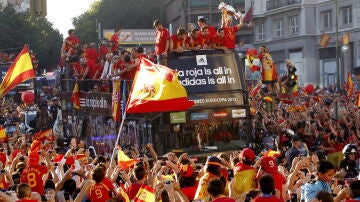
top-left (207, 26), bottom-right (217, 37)
top-left (212, 197), bottom-right (236, 202)
top-left (86, 47), bottom-right (99, 64)
top-left (20, 165), bottom-right (48, 195)
top-left (126, 183), bottom-right (143, 200)
top-left (155, 28), bottom-right (170, 55)
top-left (99, 45), bottom-right (109, 59)
top-left (181, 183), bottom-right (198, 201)
top-left (254, 195), bottom-right (282, 202)
top-left (64, 36), bottom-right (80, 53)
top-left (199, 34), bottom-right (212, 49)
top-left (211, 35), bottom-right (225, 47)
top-left (170, 34), bottom-right (184, 50)
top-left (0, 177), bottom-right (10, 190)
top-left (110, 34), bottom-right (119, 52)
top-left (120, 60), bottom-right (136, 80)
top-left (88, 181), bottom-right (113, 202)
top-left (85, 60), bottom-right (100, 79)
top-left (223, 26), bottom-right (238, 49)
top-left (185, 36), bottom-right (202, 48)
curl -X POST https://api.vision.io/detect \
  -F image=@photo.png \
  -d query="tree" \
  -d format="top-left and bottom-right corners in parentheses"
top-left (73, 0), bottom-right (165, 44)
top-left (0, 6), bottom-right (63, 72)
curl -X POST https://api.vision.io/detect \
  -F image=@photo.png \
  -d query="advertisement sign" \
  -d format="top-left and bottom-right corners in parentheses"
top-left (167, 51), bottom-right (244, 94)
top-left (232, 109), bottom-right (247, 118)
top-left (170, 112), bottom-right (186, 123)
top-left (103, 29), bottom-right (155, 45)
top-left (189, 92), bottom-right (245, 108)
top-left (191, 112), bottom-right (208, 121)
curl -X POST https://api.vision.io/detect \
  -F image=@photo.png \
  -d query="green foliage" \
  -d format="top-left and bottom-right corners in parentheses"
top-left (0, 6), bottom-right (63, 71)
top-left (73, 0), bottom-right (165, 43)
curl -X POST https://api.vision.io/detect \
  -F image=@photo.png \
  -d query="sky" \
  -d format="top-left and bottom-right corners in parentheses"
top-left (47, 0), bottom-right (96, 37)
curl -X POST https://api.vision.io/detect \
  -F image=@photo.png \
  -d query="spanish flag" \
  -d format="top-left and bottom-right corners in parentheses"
top-left (341, 32), bottom-right (350, 46)
top-left (118, 149), bottom-right (139, 170)
top-left (320, 33), bottom-right (331, 48)
top-left (32, 128), bottom-right (53, 141)
top-left (133, 184), bottom-right (155, 202)
top-left (0, 126), bottom-right (5, 139)
top-left (263, 149), bottom-right (280, 158)
top-left (126, 58), bottom-right (194, 113)
top-left (0, 45), bottom-right (35, 98)
top-left (71, 81), bottom-right (80, 109)
top-left (356, 93), bottom-right (360, 107)
top-left (249, 81), bottom-right (262, 98)
top-left (112, 80), bottom-right (121, 122)
top-left (345, 72), bottom-right (354, 97)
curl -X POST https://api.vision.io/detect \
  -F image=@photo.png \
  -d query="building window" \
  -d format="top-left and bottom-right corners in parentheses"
top-left (321, 10), bottom-right (332, 30)
top-left (257, 23), bottom-right (265, 41)
top-left (273, 19), bottom-right (283, 37)
top-left (190, 0), bottom-right (209, 8)
top-left (340, 7), bottom-right (352, 25)
top-left (289, 15), bottom-right (299, 36)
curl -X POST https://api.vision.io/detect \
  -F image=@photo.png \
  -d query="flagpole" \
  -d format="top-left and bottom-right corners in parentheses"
top-left (110, 112), bottom-right (127, 166)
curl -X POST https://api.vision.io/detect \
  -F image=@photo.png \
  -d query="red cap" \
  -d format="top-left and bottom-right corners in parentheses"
top-left (261, 156), bottom-right (278, 174)
top-left (240, 148), bottom-right (255, 161)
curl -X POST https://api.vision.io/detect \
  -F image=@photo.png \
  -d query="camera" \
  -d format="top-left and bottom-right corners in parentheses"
top-left (165, 180), bottom-right (172, 184)
top-left (227, 169), bottom-right (234, 181)
top-left (71, 171), bottom-right (78, 176)
top-left (0, 169), bottom-right (6, 174)
top-left (291, 193), bottom-right (297, 202)
top-left (19, 156), bottom-right (25, 161)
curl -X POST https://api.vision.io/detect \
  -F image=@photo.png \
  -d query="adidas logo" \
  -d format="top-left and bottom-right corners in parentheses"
top-left (196, 55), bottom-right (208, 65)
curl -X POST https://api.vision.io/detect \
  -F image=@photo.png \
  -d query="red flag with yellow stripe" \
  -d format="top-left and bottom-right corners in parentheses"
top-left (118, 149), bottom-right (139, 170)
top-left (133, 184), bottom-right (155, 202)
top-left (0, 45), bottom-right (35, 98)
top-left (0, 126), bottom-right (5, 139)
top-left (126, 58), bottom-right (194, 113)
top-left (71, 81), bottom-right (80, 109)
top-left (112, 80), bottom-right (121, 122)
top-left (356, 93), bottom-right (360, 107)
top-left (320, 33), bottom-right (331, 48)
top-left (341, 32), bottom-right (350, 46)
top-left (345, 72), bottom-right (354, 97)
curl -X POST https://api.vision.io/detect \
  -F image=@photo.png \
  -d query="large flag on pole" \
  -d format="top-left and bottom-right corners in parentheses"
top-left (71, 81), bottom-right (80, 109)
top-left (126, 58), bottom-right (194, 113)
top-left (0, 45), bottom-right (35, 98)
top-left (345, 72), bottom-right (354, 97)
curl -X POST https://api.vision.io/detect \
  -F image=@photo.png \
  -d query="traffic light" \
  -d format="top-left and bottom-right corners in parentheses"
top-left (30, 0), bottom-right (47, 17)
top-left (287, 64), bottom-right (297, 87)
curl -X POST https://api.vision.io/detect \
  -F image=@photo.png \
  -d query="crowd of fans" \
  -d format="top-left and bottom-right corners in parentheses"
top-left (0, 88), bottom-right (359, 202)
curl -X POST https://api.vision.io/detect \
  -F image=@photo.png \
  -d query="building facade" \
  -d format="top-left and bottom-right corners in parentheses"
top-left (253, 0), bottom-right (360, 87)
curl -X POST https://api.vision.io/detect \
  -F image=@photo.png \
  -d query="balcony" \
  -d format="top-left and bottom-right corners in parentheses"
top-left (266, 0), bottom-right (301, 11)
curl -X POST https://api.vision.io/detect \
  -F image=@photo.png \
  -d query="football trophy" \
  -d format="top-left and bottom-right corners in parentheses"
top-left (218, 2), bottom-right (242, 20)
